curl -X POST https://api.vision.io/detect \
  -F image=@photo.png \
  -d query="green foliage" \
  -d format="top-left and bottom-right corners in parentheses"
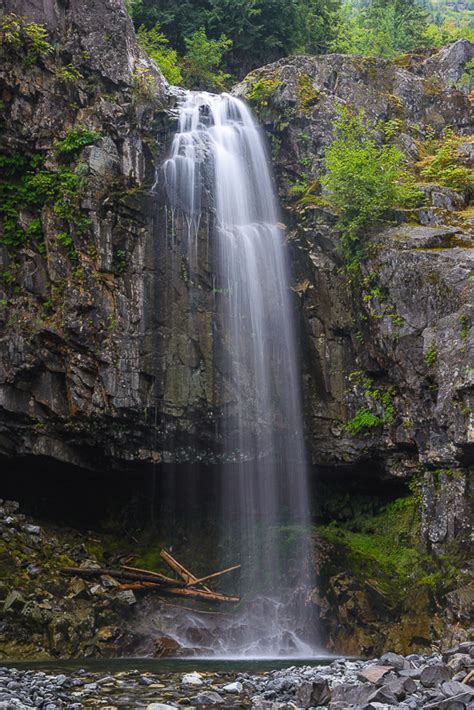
top-left (132, 66), bottom-right (158, 101)
top-left (459, 314), bottom-right (469, 342)
top-left (424, 342), bottom-right (438, 367)
top-left (137, 23), bottom-right (183, 84)
top-left (245, 74), bottom-right (282, 109)
top-left (345, 407), bottom-right (384, 434)
top-left (332, 0), bottom-right (429, 58)
top-left (345, 371), bottom-right (396, 435)
top-left (297, 73), bottom-right (321, 115)
top-left (321, 107), bottom-right (423, 258)
top-left (319, 497), bottom-right (421, 581)
top-left (0, 150), bottom-right (89, 259)
top-left (455, 58), bottom-right (474, 92)
top-left (424, 18), bottom-right (474, 46)
top-left (54, 126), bottom-right (101, 158)
top-left (181, 27), bottom-right (232, 91)
top-left (418, 132), bottom-right (473, 190)
top-left (130, 0), bottom-right (341, 79)
top-left (0, 13), bottom-right (53, 67)
top-left (317, 493), bottom-right (463, 600)
top-left (54, 63), bottom-right (84, 83)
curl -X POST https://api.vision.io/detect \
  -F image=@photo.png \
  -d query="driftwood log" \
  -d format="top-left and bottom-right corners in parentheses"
top-left (61, 552), bottom-right (240, 604)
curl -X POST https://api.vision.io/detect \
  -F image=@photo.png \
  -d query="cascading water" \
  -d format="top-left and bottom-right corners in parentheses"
top-left (162, 91), bottom-right (315, 657)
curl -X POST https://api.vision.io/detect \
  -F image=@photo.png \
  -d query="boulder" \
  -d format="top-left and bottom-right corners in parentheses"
top-left (358, 665), bottom-right (395, 684)
top-left (296, 677), bottom-right (331, 707)
top-left (420, 665), bottom-right (453, 688)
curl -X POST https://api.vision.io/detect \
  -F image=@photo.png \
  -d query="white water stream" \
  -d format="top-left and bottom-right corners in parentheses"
top-left (162, 92), bottom-right (315, 657)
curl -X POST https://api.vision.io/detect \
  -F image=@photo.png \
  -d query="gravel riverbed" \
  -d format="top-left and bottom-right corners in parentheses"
top-left (0, 643), bottom-right (473, 709)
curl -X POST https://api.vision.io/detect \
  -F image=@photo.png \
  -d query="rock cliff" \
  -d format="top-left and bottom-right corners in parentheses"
top-left (234, 44), bottom-right (473, 653)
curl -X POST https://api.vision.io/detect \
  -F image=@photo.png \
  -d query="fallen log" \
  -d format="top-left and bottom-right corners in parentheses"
top-left (120, 565), bottom-right (183, 586)
top-left (186, 564), bottom-right (241, 588)
top-left (61, 566), bottom-right (179, 587)
top-left (61, 567), bottom-right (239, 604)
top-left (160, 549), bottom-right (212, 592)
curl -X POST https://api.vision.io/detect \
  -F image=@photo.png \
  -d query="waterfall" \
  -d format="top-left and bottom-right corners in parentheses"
top-left (162, 91), bottom-right (315, 657)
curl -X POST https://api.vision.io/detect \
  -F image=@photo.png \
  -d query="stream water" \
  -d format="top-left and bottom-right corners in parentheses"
top-left (162, 92), bottom-right (315, 657)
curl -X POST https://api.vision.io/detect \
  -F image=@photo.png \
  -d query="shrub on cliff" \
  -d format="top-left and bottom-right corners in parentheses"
top-left (321, 107), bottom-right (422, 258)
top-left (136, 23), bottom-right (183, 85)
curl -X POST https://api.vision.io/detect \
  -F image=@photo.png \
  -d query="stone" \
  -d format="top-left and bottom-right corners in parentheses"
top-left (420, 665), bottom-right (453, 688)
top-left (3, 591), bottom-right (25, 612)
top-left (386, 676), bottom-right (417, 699)
top-left (366, 685), bottom-right (398, 704)
top-left (24, 524), bottom-right (40, 535)
top-left (446, 654), bottom-right (472, 673)
top-left (147, 705), bottom-right (178, 710)
top-left (182, 673), bottom-right (204, 687)
top-left (193, 691), bottom-right (224, 705)
top-left (380, 652), bottom-right (410, 670)
top-left (115, 590), bottom-right (136, 606)
top-left (154, 635), bottom-right (183, 658)
top-left (330, 682), bottom-right (373, 706)
top-left (441, 679), bottom-right (472, 696)
top-left (358, 665), bottom-right (394, 684)
top-left (222, 681), bottom-right (243, 693)
top-left (296, 678), bottom-right (331, 707)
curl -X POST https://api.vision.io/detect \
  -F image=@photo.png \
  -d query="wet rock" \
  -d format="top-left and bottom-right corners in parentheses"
top-left (23, 524), bottom-right (40, 535)
top-left (194, 690), bottom-right (224, 705)
top-left (154, 635), bottom-right (183, 658)
top-left (223, 681), bottom-right (243, 693)
top-left (115, 590), bottom-right (137, 606)
top-left (3, 591), bottom-right (25, 612)
top-left (421, 664), bottom-right (454, 687)
top-left (182, 672), bottom-right (204, 687)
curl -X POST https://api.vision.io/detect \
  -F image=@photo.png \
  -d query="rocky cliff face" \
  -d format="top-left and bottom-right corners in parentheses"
top-left (0, 0), bottom-right (472, 657)
top-left (234, 44), bottom-right (473, 653)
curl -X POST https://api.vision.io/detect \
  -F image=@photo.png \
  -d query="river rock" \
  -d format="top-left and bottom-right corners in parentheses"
top-left (182, 673), bottom-right (204, 687)
top-left (194, 690), bottom-right (224, 704)
top-left (223, 681), bottom-right (243, 693)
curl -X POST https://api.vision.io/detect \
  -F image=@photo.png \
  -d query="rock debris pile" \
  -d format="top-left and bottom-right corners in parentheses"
top-left (0, 644), bottom-right (473, 708)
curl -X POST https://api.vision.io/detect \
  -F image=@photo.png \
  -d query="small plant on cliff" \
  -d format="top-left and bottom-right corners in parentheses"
top-left (345, 408), bottom-right (384, 435)
top-left (54, 127), bottom-right (101, 158)
top-left (136, 23), bottom-right (183, 85)
top-left (0, 13), bottom-right (53, 67)
top-left (54, 63), bottom-right (84, 83)
top-left (418, 131), bottom-right (473, 191)
top-left (321, 107), bottom-right (422, 259)
top-left (245, 74), bottom-right (282, 111)
top-left (297, 73), bottom-right (320, 115)
top-left (424, 342), bottom-right (438, 368)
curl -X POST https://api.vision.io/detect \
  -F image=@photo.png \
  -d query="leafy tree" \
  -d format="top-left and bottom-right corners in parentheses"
top-left (136, 23), bottom-right (183, 84)
top-left (321, 107), bottom-right (422, 258)
top-left (333, 0), bottom-right (429, 57)
top-left (129, 0), bottom-right (342, 78)
top-left (181, 27), bottom-right (232, 91)
top-left (423, 17), bottom-right (474, 46)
